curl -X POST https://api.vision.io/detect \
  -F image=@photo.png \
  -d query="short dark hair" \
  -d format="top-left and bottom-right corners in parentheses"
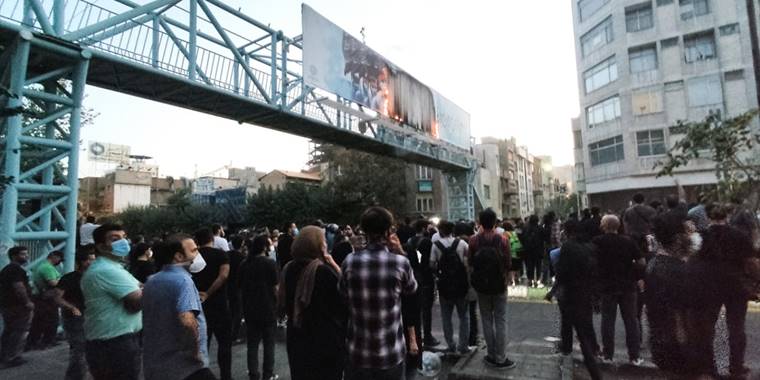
top-left (231, 235), bottom-right (244, 250)
top-left (93, 223), bottom-right (124, 244)
top-left (194, 228), bottom-right (214, 246)
top-left (8, 246), bottom-right (27, 258)
top-left (85, 215), bottom-right (96, 223)
top-left (75, 249), bottom-right (94, 264)
top-left (479, 208), bottom-right (497, 230)
top-left (633, 193), bottom-right (645, 204)
top-left (504, 221), bottom-right (515, 232)
top-left (591, 207), bottom-right (601, 216)
top-left (48, 250), bottom-right (64, 260)
top-left (360, 207), bottom-right (395, 240)
top-left (454, 222), bottom-right (473, 237)
top-left (247, 234), bottom-right (270, 256)
top-left (706, 203), bottom-right (729, 221)
top-left (211, 224), bottom-right (223, 235)
top-left (666, 195), bottom-right (680, 209)
top-left (154, 233), bottom-right (192, 269)
top-left (438, 220), bottom-right (455, 237)
top-left (413, 219), bottom-right (429, 234)
top-left (563, 220), bottom-right (580, 237)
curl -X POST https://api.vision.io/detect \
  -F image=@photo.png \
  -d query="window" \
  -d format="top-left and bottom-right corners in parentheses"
top-left (632, 89), bottom-right (663, 115)
top-left (416, 196), bottom-right (434, 213)
top-left (687, 75), bottom-right (722, 107)
top-left (589, 135), bottom-right (625, 166)
top-left (417, 180), bottom-right (433, 192)
top-left (661, 37), bottom-right (679, 48)
top-left (657, 0), bottom-right (674, 5)
top-left (581, 17), bottom-right (614, 57)
top-left (574, 130), bottom-right (583, 149)
top-left (684, 32), bottom-right (715, 63)
top-left (578, 0), bottom-right (610, 21)
top-left (637, 130), bottom-right (666, 156)
top-left (725, 69), bottom-right (744, 81)
top-left (484, 185), bottom-right (491, 200)
top-left (719, 23), bottom-right (739, 36)
top-left (584, 56), bottom-right (618, 93)
top-left (626, 3), bottom-right (654, 33)
top-left (680, 0), bottom-right (709, 20)
top-left (586, 96), bottom-right (621, 127)
top-left (416, 165), bottom-right (432, 180)
top-left (629, 44), bottom-right (658, 72)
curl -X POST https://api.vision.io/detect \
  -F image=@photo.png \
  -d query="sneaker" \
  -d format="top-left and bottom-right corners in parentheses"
top-left (630, 358), bottom-right (644, 366)
top-left (423, 337), bottom-right (441, 347)
top-left (602, 357), bottom-right (614, 365)
top-left (483, 356), bottom-right (497, 366)
top-left (458, 347), bottom-right (472, 355)
top-left (266, 376), bottom-right (279, 380)
top-left (493, 358), bottom-right (517, 370)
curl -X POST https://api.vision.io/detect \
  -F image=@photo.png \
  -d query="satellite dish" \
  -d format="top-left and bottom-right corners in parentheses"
top-left (89, 142), bottom-right (105, 156)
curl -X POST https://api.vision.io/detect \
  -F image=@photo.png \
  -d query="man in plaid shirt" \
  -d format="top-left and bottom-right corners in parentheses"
top-left (339, 207), bottom-right (418, 379)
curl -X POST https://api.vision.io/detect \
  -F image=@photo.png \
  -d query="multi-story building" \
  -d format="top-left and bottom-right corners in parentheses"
top-left (572, 0), bottom-right (760, 208)
top-left (404, 165), bottom-right (447, 219)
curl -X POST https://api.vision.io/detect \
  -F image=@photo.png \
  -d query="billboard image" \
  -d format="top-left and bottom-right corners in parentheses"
top-left (302, 4), bottom-right (471, 149)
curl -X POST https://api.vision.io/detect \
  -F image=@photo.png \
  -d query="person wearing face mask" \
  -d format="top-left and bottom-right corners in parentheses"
top-left (0, 246), bottom-right (34, 369)
top-left (143, 233), bottom-right (214, 380)
top-left (128, 242), bottom-right (156, 284)
top-left (81, 223), bottom-right (143, 380)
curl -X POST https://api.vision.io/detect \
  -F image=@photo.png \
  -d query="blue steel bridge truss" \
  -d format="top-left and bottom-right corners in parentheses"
top-left (0, 0), bottom-right (476, 270)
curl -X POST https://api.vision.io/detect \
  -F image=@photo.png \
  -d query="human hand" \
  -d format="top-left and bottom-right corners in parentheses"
top-left (388, 234), bottom-right (404, 255)
top-left (71, 307), bottom-right (82, 317)
top-left (199, 292), bottom-right (208, 302)
top-left (637, 280), bottom-right (645, 293)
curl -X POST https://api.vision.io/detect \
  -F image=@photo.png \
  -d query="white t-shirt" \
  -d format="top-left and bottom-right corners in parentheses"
top-left (429, 236), bottom-right (469, 270)
top-left (80, 223), bottom-right (99, 245)
top-left (213, 236), bottom-right (230, 251)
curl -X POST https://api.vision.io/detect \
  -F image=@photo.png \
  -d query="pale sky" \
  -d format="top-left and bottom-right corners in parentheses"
top-left (79, 0), bottom-right (580, 178)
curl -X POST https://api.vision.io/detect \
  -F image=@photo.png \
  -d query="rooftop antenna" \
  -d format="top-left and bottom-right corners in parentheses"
top-left (360, 27), bottom-right (366, 44)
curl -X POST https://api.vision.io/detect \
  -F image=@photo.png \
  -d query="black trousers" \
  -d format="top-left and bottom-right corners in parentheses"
top-left (601, 291), bottom-right (640, 360)
top-left (27, 295), bottom-right (59, 347)
top-left (468, 300), bottom-right (479, 346)
top-left (185, 368), bottom-right (218, 380)
top-left (690, 297), bottom-right (748, 376)
top-left (204, 306), bottom-right (232, 380)
top-left (85, 332), bottom-right (141, 380)
top-left (246, 319), bottom-right (276, 380)
top-left (420, 284), bottom-right (436, 342)
top-left (559, 296), bottom-right (601, 380)
top-left (525, 254), bottom-right (542, 282)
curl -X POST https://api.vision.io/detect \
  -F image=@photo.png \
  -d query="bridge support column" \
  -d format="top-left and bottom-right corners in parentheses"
top-left (444, 170), bottom-right (476, 222)
top-left (0, 30), bottom-right (90, 272)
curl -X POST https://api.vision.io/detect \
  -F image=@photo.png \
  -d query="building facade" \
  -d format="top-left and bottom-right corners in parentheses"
top-left (572, 0), bottom-right (760, 208)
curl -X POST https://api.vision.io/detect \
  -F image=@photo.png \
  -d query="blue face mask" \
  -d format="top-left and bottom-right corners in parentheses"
top-left (111, 239), bottom-right (131, 257)
top-left (292, 228), bottom-right (299, 236)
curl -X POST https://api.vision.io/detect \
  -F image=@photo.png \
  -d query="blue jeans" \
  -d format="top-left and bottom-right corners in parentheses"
top-left (477, 292), bottom-right (508, 363)
top-left (439, 297), bottom-right (469, 352)
top-left (63, 315), bottom-right (88, 380)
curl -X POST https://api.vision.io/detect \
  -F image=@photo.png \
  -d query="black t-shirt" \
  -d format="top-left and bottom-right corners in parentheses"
top-left (0, 263), bottom-right (30, 308)
top-left (239, 255), bottom-right (278, 322)
top-left (130, 260), bottom-right (156, 284)
top-left (227, 249), bottom-right (246, 296)
top-left (57, 271), bottom-right (84, 317)
top-left (592, 233), bottom-right (641, 293)
top-left (331, 240), bottom-right (353, 267)
top-left (276, 234), bottom-right (294, 269)
top-left (192, 247), bottom-right (230, 310)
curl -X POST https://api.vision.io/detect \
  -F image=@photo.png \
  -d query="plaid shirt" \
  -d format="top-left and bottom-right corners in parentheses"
top-left (338, 244), bottom-right (418, 369)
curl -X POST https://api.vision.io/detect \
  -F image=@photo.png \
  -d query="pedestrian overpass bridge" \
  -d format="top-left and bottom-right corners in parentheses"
top-left (0, 0), bottom-right (477, 269)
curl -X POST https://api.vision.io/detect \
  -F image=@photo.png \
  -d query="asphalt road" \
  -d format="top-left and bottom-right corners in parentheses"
top-left (2, 300), bottom-right (759, 380)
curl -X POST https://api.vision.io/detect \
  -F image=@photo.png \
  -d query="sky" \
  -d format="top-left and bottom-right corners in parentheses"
top-left (79, 0), bottom-right (581, 178)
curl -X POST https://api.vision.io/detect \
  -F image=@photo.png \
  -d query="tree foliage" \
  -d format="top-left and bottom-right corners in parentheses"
top-left (546, 193), bottom-right (579, 219)
top-left (247, 183), bottom-right (332, 229)
top-left (656, 110), bottom-right (760, 207)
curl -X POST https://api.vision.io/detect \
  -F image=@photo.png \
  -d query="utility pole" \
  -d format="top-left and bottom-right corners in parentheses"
top-left (746, 0), bottom-right (760, 108)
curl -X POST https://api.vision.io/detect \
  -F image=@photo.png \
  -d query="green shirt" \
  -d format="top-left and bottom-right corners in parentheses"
top-left (82, 257), bottom-right (142, 340)
top-left (32, 260), bottom-right (61, 294)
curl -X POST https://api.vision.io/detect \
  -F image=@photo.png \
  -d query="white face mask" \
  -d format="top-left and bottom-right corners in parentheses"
top-left (189, 252), bottom-right (207, 273)
top-left (690, 233), bottom-right (703, 252)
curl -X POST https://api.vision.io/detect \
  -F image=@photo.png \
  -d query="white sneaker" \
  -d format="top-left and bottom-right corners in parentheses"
top-left (602, 357), bottom-right (614, 365)
top-left (630, 358), bottom-right (644, 366)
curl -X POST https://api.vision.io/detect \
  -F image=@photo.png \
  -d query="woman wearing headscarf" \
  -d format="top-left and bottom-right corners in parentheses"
top-left (278, 226), bottom-right (346, 380)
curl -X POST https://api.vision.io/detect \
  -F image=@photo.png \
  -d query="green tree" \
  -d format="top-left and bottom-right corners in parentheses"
top-left (247, 183), bottom-right (331, 228)
top-left (656, 110), bottom-right (760, 208)
top-left (547, 193), bottom-right (579, 218)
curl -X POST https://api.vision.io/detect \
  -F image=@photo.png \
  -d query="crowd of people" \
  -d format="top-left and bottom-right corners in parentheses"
top-left (0, 194), bottom-right (758, 380)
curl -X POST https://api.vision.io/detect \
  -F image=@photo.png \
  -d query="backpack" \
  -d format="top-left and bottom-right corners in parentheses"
top-left (470, 234), bottom-right (507, 295)
top-left (508, 233), bottom-right (522, 259)
top-left (435, 239), bottom-right (469, 299)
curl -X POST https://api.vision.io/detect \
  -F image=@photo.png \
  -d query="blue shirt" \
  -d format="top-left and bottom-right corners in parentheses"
top-left (142, 265), bottom-right (208, 380)
top-left (81, 257), bottom-right (142, 340)
top-left (550, 247), bottom-right (562, 268)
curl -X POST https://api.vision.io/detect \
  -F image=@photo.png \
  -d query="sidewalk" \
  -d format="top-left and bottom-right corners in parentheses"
top-left (448, 338), bottom-right (572, 380)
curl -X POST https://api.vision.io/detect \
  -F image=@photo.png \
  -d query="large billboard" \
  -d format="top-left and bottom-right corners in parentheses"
top-left (302, 4), bottom-right (471, 149)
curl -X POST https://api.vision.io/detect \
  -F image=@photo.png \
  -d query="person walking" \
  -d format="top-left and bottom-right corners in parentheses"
top-left (280, 226), bottom-right (346, 380)
top-left (430, 220), bottom-right (470, 354)
top-left (339, 207), bottom-right (418, 379)
top-left (0, 246), bottom-right (33, 369)
top-left (56, 249), bottom-right (96, 380)
top-left (521, 215), bottom-right (544, 288)
top-left (192, 228), bottom-right (232, 380)
top-left (554, 220), bottom-right (602, 380)
top-left (468, 208), bottom-right (515, 369)
top-left (27, 250), bottom-right (64, 350)
top-left (689, 204), bottom-right (757, 378)
top-left (143, 234), bottom-right (216, 380)
top-left (228, 236), bottom-right (247, 343)
top-left (239, 235), bottom-right (279, 380)
top-left (592, 215), bottom-right (643, 365)
top-left (82, 224), bottom-right (143, 380)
